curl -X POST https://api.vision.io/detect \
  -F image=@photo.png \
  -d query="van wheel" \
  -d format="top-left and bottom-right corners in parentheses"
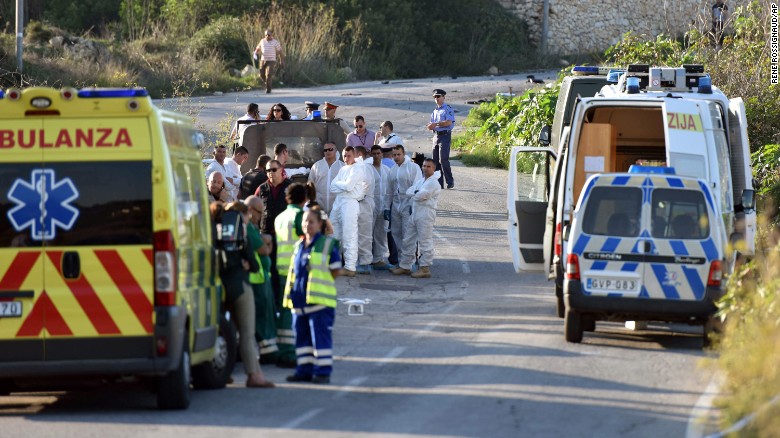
top-left (555, 278), bottom-right (565, 319)
top-left (564, 309), bottom-right (583, 343)
top-left (192, 315), bottom-right (237, 389)
top-left (157, 341), bottom-right (192, 410)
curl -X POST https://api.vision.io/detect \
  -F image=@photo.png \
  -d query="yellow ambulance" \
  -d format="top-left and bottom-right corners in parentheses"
top-left (0, 87), bottom-right (230, 409)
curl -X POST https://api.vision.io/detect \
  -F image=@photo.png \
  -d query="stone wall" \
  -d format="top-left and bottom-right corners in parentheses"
top-left (497, 0), bottom-right (744, 55)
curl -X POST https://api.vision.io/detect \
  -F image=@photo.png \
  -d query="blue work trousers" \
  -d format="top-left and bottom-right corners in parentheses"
top-left (432, 132), bottom-right (453, 188)
top-left (293, 307), bottom-right (335, 377)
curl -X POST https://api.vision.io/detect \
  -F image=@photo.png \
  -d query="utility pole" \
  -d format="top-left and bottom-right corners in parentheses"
top-left (16, 0), bottom-right (24, 73)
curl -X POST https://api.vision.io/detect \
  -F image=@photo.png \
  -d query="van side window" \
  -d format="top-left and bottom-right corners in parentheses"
top-left (651, 189), bottom-right (710, 239)
top-left (581, 187), bottom-right (642, 237)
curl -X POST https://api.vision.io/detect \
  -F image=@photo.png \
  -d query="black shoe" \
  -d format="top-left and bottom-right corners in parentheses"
top-left (447, 183), bottom-right (455, 189)
top-left (286, 374), bottom-right (312, 382)
top-left (312, 375), bottom-right (330, 384)
top-left (276, 359), bottom-right (297, 369)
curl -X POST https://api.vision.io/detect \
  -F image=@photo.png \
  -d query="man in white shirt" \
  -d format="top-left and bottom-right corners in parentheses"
top-left (307, 142), bottom-right (344, 214)
top-left (206, 145), bottom-right (240, 202)
top-left (230, 103), bottom-right (261, 140)
top-left (374, 120), bottom-right (403, 148)
top-left (223, 146), bottom-right (249, 201)
top-left (253, 29), bottom-right (284, 94)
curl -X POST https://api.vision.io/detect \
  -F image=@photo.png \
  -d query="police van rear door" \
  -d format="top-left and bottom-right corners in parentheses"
top-left (572, 176), bottom-right (644, 297)
top-left (40, 116), bottom-right (154, 361)
top-left (728, 98), bottom-right (756, 256)
top-left (663, 99), bottom-right (710, 181)
top-left (0, 119), bottom-right (46, 362)
top-left (645, 178), bottom-right (715, 301)
top-left (507, 146), bottom-right (556, 272)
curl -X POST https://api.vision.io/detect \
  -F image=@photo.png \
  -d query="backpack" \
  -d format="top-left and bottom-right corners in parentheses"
top-left (217, 210), bottom-right (246, 271)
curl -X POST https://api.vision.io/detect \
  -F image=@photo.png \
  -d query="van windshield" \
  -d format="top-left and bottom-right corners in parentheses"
top-left (581, 187), bottom-right (642, 237)
top-left (651, 189), bottom-right (709, 239)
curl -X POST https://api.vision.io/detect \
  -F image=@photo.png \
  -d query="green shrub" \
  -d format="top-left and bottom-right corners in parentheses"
top-left (189, 16), bottom-right (248, 70)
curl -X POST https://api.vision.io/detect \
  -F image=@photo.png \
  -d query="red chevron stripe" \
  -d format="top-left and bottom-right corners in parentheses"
top-left (142, 248), bottom-right (153, 265)
top-left (0, 252), bottom-right (40, 301)
top-left (94, 250), bottom-right (153, 333)
top-left (46, 251), bottom-right (121, 335)
top-left (16, 291), bottom-right (73, 337)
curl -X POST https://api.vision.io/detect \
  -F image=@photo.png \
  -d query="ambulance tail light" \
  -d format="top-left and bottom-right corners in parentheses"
top-left (707, 260), bottom-right (723, 287)
top-left (61, 88), bottom-right (76, 100)
top-left (565, 254), bottom-right (580, 280)
top-left (554, 223), bottom-right (563, 257)
top-left (154, 230), bottom-right (177, 306)
top-left (7, 89), bottom-right (21, 101)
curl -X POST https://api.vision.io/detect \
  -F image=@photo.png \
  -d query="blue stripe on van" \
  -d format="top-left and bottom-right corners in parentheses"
top-left (639, 286), bottom-right (649, 298)
top-left (651, 264), bottom-right (681, 299)
top-left (591, 261), bottom-right (607, 271)
top-left (701, 238), bottom-right (718, 261)
top-left (581, 177), bottom-right (598, 204)
top-left (642, 177), bottom-right (654, 204)
top-left (667, 177), bottom-right (684, 188)
top-left (682, 265), bottom-right (705, 300)
top-left (621, 262), bottom-right (638, 272)
top-left (600, 237), bottom-right (621, 252)
top-left (698, 181), bottom-right (715, 210)
top-left (572, 234), bottom-right (591, 255)
top-left (669, 240), bottom-right (689, 256)
top-left (612, 175), bottom-right (630, 186)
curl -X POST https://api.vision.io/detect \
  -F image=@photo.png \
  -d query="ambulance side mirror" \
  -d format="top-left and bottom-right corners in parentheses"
top-left (538, 125), bottom-right (551, 146)
top-left (740, 189), bottom-right (755, 213)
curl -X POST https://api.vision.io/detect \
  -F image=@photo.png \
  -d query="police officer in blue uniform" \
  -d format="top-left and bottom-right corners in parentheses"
top-left (426, 89), bottom-right (455, 189)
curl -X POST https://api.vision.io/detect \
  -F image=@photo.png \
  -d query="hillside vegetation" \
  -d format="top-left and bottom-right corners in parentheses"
top-left (0, 0), bottom-right (534, 97)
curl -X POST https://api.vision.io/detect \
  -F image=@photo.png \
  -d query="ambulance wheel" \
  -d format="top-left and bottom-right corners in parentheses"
top-left (564, 309), bottom-right (583, 343)
top-left (192, 315), bottom-right (237, 389)
top-left (157, 339), bottom-right (192, 410)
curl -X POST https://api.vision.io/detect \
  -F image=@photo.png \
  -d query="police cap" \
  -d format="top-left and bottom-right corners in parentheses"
top-left (305, 101), bottom-right (320, 110)
top-left (432, 89), bottom-right (447, 97)
top-left (323, 101), bottom-right (338, 110)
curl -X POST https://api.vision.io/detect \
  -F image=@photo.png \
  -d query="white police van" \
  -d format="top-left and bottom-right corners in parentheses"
top-left (507, 65), bottom-right (756, 318)
top-left (562, 166), bottom-right (726, 344)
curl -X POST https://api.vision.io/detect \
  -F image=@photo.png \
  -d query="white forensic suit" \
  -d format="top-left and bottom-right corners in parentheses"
top-left (330, 157), bottom-right (370, 271)
top-left (307, 153), bottom-right (345, 214)
top-left (402, 171), bottom-right (442, 269)
top-left (357, 158), bottom-right (376, 267)
top-left (387, 156), bottom-right (423, 270)
top-left (370, 160), bottom-right (390, 263)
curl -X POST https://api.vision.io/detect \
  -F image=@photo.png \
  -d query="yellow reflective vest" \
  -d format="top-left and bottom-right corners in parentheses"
top-left (283, 236), bottom-right (338, 309)
top-left (274, 205), bottom-right (303, 276)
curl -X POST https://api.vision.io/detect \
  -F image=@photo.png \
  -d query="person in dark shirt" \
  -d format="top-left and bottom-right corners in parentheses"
top-left (240, 155), bottom-right (271, 199)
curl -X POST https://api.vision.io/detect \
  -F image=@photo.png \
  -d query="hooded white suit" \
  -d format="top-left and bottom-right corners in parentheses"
top-left (330, 156), bottom-right (370, 271)
top-left (357, 157), bottom-right (377, 267)
top-left (387, 155), bottom-right (423, 270)
top-left (369, 159), bottom-right (391, 263)
top-left (402, 170), bottom-right (442, 269)
top-left (308, 152), bottom-right (345, 214)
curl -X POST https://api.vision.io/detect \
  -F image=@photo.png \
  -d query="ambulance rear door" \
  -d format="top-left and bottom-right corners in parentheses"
top-left (507, 146), bottom-right (556, 272)
top-left (0, 119), bottom-right (46, 362)
top-left (40, 117), bottom-right (155, 361)
top-left (728, 98), bottom-right (756, 255)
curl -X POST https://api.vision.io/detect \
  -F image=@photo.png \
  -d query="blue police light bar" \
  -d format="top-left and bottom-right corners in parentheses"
top-left (0, 90), bottom-right (4, 99)
top-left (77, 88), bottom-right (149, 98)
top-left (628, 165), bottom-right (676, 175)
top-left (572, 66), bottom-right (600, 75)
top-left (607, 69), bottom-right (625, 83)
top-left (697, 75), bottom-right (712, 94)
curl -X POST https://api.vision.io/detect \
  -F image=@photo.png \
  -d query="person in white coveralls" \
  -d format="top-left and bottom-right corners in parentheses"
top-left (389, 145), bottom-right (423, 276)
top-left (329, 146), bottom-right (370, 277)
top-left (401, 158), bottom-right (442, 278)
top-left (307, 141), bottom-right (344, 214)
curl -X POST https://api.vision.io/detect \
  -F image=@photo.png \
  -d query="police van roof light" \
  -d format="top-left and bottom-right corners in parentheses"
top-left (77, 88), bottom-right (149, 98)
top-left (0, 90), bottom-right (4, 99)
top-left (628, 165), bottom-right (676, 175)
top-left (607, 69), bottom-right (625, 83)
top-left (698, 75), bottom-right (712, 94)
top-left (572, 66), bottom-right (600, 75)
top-left (626, 77), bottom-right (641, 94)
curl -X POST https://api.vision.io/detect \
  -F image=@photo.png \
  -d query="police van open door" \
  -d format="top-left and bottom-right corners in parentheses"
top-left (727, 98), bottom-right (756, 256)
top-left (507, 146), bottom-right (556, 272)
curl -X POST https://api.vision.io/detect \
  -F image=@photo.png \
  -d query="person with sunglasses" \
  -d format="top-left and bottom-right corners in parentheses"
top-left (308, 141), bottom-right (344, 215)
top-left (254, 160), bottom-right (294, 366)
top-left (266, 103), bottom-right (291, 121)
top-left (346, 115), bottom-right (376, 149)
top-left (426, 89), bottom-right (456, 189)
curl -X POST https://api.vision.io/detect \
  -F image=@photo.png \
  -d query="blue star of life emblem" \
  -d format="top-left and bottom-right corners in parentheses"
top-left (7, 169), bottom-right (80, 241)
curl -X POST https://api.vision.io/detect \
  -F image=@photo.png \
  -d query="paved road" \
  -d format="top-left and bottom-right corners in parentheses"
top-left (1, 76), bottom-right (718, 437)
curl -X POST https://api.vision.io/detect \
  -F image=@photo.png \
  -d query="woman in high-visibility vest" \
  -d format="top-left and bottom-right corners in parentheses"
top-left (283, 206), bottom-right (341, 384)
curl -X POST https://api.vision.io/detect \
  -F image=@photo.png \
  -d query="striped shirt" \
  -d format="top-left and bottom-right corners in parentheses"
top-left (259, 38), bottom-right (282, 61)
